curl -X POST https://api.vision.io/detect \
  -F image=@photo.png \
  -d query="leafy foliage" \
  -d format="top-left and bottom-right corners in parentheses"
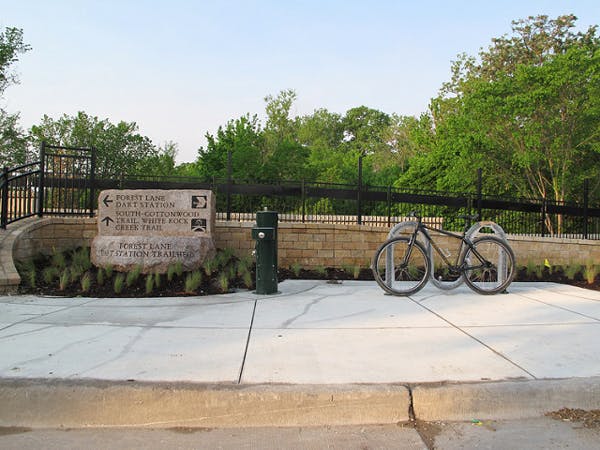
top-left (30, 112), bottom-right (162, 178)
top-left (0, 27), bottom-right (32, 166)
top-left (402, 14), bottom-right (600, 212)
top-left (2, 15), bottom-right (600, 216)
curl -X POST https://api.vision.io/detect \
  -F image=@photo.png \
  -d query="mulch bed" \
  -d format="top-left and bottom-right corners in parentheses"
top-left (17, 263), bottom-right (600, 298)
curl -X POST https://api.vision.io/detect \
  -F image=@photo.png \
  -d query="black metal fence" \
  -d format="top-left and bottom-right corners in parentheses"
top-left (2, 144), bottom-right (600, 239)
top-left (1, 143), bottom-right (95, 228)
top-left (0, 161), bottom-right (41, 228)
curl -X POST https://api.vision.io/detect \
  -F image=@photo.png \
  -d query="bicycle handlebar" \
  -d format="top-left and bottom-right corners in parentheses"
top-left (407, 211), bottom-right (479, 228)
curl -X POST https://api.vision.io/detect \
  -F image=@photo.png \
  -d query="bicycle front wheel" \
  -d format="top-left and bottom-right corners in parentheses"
top-left (461, 236), bottom-right (515, 295)
top-left (372, 237), bottom-right (430, 296)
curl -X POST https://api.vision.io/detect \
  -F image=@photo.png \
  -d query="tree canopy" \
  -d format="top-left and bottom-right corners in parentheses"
top-left (0, 26), bottom-right (31, 166)
top-left (30, 112), bottom-right (161, 178)
top-left (399, 14), bottom-right (600, 206)
top-left (2, 14), bottom-right (599, 213)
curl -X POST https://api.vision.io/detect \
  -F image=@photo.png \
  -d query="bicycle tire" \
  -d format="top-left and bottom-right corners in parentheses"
top-left (461, 236), bottom-right (516, 295)
top-left (372, 237), bottom-right (430, 296)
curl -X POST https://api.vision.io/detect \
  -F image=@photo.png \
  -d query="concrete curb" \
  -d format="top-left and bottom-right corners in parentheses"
top-left (412, 377), bottom-right (600, 421)
top-left (0, 379), bottom-right (410, 428)
top-left (3, 377), bottom-right (600, 428)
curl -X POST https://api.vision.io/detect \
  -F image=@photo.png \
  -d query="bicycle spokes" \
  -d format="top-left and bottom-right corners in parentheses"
top-left (373, 237), bottom-right (429, 296)
top-left (463, 236), bottom-right (515, 294)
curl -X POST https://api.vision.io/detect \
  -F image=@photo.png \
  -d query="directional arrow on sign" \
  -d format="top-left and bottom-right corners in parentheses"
top-left (101, 216), bottom-right (114, 226)
top-left (103, 195), bottom-right (113, 207)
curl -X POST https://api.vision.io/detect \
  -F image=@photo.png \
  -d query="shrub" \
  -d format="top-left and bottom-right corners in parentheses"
top-left (353, 265), bottom-right (361, 280)
top-left (290, 262), bottom-right (302, 277)
top-left (341, 264), bottom-right (353, 276)
top-left (113, 273), bottom-right (125, 294)
top-left (315, 265), bottom-right (326, 276)
top-left (535, 264), bottom-right (544, 280)
top-left (126, 265), bottom-right (142, 287)
top-left (72, 248), bottom-right (91, 271)
top-left (227, 264), bottom-right (237, 281)
top-left (70, 265), bottom-right (83, 284)
top-left (59, 268), bottom-right (70, 291)
top-left (584, 262), bottom-right (598, 284)
top-left (174, 261), bottom-right (183, 277)
top-left (565, 264), bottom-right (582, 281)
top-left (216, 248), bottom-right (234, 269)
top-left (154, 272), bottom-right (162, 289)
top-left (203, 258), bottom-right (217, 277)
top-left (43, 266), bottom-right (60, 284)
top-left (237, 258), bottom-right (250, 278)
top-left (51, 250), bottom-right (67, 270)
top-left (525, 260), bottom-right (537, 278)
top-left (218, 272), bottom-right (229, 293)
top-left (80, 272), bottom-right (92, 293)
top-left (242, 271), bottom-right (253, 289)
top-left (96, 268), bottom-right (105, 286)
top-left (17, 259), bottom-right (37, 287)
top-left (184, 270), bottom-right (203, 294)
top-left (237, 255), bottom-right (252, 276)
top-left (167, 264), bottom-right (177, 282)
top-left (145, 274), bottom-right (154, 295)
top-left (105, 264), bottom-right (114, 278)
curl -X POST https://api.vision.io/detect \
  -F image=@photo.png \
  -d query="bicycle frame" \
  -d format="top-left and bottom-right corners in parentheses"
top-left (403, 217), bottom-right (489, 274)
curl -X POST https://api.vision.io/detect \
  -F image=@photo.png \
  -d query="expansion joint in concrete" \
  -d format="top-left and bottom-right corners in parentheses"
top-left (406, 384), bottom-right (416, 422)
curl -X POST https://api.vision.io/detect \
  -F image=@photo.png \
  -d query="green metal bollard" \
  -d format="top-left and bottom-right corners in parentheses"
top-left (252, 210), bottom-right (278, 294)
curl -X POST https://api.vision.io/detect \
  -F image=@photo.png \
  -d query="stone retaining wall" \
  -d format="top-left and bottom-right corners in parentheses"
top-left (1, 217), bottom-right (599, 293)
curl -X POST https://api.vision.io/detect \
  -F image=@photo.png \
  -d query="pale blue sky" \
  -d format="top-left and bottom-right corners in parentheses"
top-left (2, 1), bottom-right (599, 162)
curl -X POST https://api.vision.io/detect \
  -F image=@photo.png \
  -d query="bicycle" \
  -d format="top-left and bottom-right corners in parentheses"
top-left (371, 212), bottom-right (516, 296)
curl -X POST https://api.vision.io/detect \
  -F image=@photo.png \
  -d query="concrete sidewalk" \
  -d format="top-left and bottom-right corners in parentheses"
top-left (1, 280), bottom-right (599, 427)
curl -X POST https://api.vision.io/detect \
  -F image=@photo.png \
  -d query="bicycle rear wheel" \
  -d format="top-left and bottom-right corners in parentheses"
top-left (372, 237), bottom-right (430, 296)
top-left (462, 236), bottom-right (515, 295)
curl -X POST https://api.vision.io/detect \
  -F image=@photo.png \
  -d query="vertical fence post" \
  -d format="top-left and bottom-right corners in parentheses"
top-left (1, 167), bottom-right (8, 229)
top-left (387, 184), bottom-right (392, 227)
top-left (301, 179), bottom-right (306, 223)
top-left (226, 150), bottom-right (232, 221)
top-left (37, 141), bottom-right (46, 218)
top-left (476, 168), bottom-right (483, 220)
top-left (357, 155), bottom-right (363, 225)
top-left (89, 147), bottom-right (96, 217)
top-left (541, 198), bottom-right (547, 237)
top-left (583, 178), bottom-right (589, 239)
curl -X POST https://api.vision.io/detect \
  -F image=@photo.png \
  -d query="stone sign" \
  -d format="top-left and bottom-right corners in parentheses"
top-left (91, 189), bottom-right (216, 273)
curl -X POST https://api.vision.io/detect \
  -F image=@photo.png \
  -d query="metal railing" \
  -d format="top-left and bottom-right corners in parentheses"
top-left (0, 162), bottom-right (41, 228)
top-left (2, 147), bottom-right (600, 239)
top-left (1, 143), bottom-right (96, 229)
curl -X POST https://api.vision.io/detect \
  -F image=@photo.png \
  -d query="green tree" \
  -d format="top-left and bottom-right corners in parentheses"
top-left (264, 89), bottom-right (298, 142)
top-left (297, 108), bottom-right (345, 182)
top-left (0, 26), bottom-right (32, 166)
top-left (196, 114), bottom-right (263, 181)
top-left (339, 106), bottom-right (393, 187)
top-left (0, 27), bottom-right (31, 96)
top-left (0, 110), bottom-right (31, 167)
top-left (403, 14), bottom-right (600, 214)
top-left (261, 89), bottom-right (309, 181)
top-left (134, 141), bottom-right (178, 177)
top-left (342, 106), bottom-right (391, 157)
top-left (30, 112), bottom-right (160, 178)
